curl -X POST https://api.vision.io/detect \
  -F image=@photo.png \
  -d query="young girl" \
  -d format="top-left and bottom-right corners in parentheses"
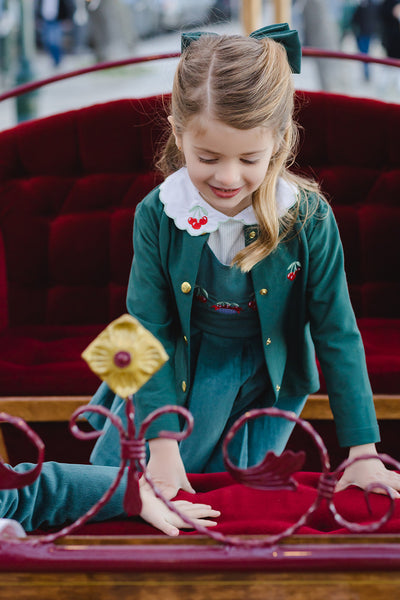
top-left (85, 24), bottom-right (400, 502)
top-left (3, 26), bottom-right (396, 534)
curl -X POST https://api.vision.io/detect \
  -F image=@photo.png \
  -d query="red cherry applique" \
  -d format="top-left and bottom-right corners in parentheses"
top-left (287, 261), bottom-right (301, 281)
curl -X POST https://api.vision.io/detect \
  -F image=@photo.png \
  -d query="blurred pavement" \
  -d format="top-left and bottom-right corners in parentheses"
top-left (0, 3), bottom-right (399, 131)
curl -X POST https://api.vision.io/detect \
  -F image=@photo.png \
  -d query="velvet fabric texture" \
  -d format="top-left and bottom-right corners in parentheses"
top-left (0, 92), bottom-right (399, 397)
top-left (31, 471), bottom-right (400, 537)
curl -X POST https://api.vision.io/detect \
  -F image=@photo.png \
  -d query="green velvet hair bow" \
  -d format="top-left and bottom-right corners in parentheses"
top-left (181, 23), bottom-right (301, 74)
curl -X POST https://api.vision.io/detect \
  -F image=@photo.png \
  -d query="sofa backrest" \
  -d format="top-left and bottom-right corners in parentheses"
top-left (0, 91), bottom-right (399, 328)
top-left (0, 96), bottom-right (165, 327)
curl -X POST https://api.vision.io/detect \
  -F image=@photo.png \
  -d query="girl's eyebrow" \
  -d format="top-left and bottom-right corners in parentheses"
top-left (193, 146), bottom-right (220, 154)
top-left (194, 146), bottom-right (265, 156)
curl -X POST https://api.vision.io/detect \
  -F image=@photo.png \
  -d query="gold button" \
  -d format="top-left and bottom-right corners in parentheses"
top-left (259, 288), bottom-right (268, 295)
top-left (276, 385), bottom-right (281, 392)
top-left (181, 282), bottom-right (191, 294)
top-left (182, 381), bottom-right (187, 392)
top-left (266, 338), bottom-right (271, 346)
top-left (249, 230), bottom-right (256, 239)
top-left (183, 335), bottom-right (188, 343)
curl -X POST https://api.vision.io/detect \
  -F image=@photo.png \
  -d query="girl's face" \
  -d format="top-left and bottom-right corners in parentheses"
top-left (170, 114), bottom-right (277, 217)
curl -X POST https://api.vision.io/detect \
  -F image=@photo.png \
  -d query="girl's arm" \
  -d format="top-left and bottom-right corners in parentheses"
top-left (127, 194), bottom-right (183, 438)
top-left (304, 198), bottom-right (400, 498)
top-left (336, 444), bottom-right (400, 497)
top-left (304, 197), bottom-right (379, 448)
top-left (146, 438), bottom-right (195, 499)
top-left (127, 194), bottom-right (194, 495)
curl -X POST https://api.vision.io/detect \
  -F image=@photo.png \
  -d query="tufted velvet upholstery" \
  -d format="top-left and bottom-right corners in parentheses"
top-left (0, 91), bottom-right (399, 400)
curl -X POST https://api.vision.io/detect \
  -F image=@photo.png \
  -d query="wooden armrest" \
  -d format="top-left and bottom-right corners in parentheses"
top-left (1, 394), bottom-right (400, 424)
top-left (303, 395), bottom-right (400, 421)
top-left (0, 396), bottom-right (92, 422)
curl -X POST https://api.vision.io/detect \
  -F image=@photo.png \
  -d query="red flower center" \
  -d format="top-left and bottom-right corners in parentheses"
top-left (114, 351), bottom-right (132, 368)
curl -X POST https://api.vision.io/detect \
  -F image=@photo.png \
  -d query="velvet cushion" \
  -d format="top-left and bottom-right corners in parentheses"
top-left (35, 471), bottom-right (400, 537)
top-left (0, 325), bottom-right (102, 395)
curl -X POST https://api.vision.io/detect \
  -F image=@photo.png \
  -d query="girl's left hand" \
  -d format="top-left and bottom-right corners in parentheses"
top-left (335, 443), bottom-right (400, 497)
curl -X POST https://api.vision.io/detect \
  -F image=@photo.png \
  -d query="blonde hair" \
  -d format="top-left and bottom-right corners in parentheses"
top-left (157, 34), bottom-right (321, 271)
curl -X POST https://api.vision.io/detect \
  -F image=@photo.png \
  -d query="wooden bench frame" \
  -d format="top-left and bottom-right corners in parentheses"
top-left (1, 394), bottom-right (399, 464)
top-left (2, 533), bottom-right (400, 599)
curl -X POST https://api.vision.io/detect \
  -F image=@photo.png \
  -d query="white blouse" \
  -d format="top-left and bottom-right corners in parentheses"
top-left (159, 167), bottom-right (298, 265)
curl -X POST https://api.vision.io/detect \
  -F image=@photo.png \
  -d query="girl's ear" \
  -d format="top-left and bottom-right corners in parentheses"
top-left (167, 116), bottom-right (182, 150)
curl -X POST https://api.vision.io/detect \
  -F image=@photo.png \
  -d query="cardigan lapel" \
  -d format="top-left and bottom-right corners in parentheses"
top-left (251, 240), bottom-right (302, 398)
top-left (168, 229), bottom-right (209, 338)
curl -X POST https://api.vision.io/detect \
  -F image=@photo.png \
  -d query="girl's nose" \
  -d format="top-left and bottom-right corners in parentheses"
top-left (214, 162), bottom-right (241, 188)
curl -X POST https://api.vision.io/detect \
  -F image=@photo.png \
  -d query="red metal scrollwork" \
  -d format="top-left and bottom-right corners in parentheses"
top-left (1, 403), bottom-right (399, 547)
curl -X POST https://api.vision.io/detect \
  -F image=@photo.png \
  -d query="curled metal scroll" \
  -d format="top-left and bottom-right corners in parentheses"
top-left (0, 404), bottom-right (399, 547)
top-left (221, 408), bottom-right (400, 544)
top-left (0, 413), bottom-right (44, 489)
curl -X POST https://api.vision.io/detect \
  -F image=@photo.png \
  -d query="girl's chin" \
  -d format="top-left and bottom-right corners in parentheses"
top-left (208, 199), bottom-right (250, 217)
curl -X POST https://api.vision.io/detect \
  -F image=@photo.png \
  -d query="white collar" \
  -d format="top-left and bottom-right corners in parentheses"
top-left (159, 167), bottom-right (298, 236)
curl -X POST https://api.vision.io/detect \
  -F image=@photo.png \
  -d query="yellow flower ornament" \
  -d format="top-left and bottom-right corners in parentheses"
top-left (81, 314), bottom-right (168, 398)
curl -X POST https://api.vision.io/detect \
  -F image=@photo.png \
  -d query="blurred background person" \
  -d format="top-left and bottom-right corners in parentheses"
top-left (292, 0), bottom-right (346, 91)
top-left (351, 0), bottom-right (382, 80)
top-left (86, 0), bottom-right (136, 62)
top-left (379, 0), bottom-right (400, 91)
top-left (35, 0), bottom-right (74, 67)
top-left (380, 0), bottom-right (400, 58)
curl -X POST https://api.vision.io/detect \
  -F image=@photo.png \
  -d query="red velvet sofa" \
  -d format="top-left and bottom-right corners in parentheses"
top-left (0, 91), bottom-right (399, 463)
top-left (1, 91), bottom-right (400, 598)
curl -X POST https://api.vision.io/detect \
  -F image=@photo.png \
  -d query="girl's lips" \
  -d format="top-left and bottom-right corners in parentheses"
top-left (209, 185), bottom-right (242, 198)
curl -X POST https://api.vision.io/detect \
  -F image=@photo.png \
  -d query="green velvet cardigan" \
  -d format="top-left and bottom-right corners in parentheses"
top-left (126, 186), bottom-right (380, 448)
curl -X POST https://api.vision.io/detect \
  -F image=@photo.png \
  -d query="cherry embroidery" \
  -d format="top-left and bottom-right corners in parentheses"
top-left (287, 261), bottom-right (301, 281)
top-left (194, 286), bottom-right (208, 303)
top-left (188, 205), bottom-right (208, 230)
top-left (188, 215), bottom-right (208, 230)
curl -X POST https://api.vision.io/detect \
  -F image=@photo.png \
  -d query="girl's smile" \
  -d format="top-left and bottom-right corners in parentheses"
top-left (208, 184), bottom-right (243, 199)
top-left (170, 115), bottom-right (277, 217)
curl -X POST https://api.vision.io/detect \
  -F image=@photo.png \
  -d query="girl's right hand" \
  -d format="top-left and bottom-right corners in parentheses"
top-left (146, 437), bottom-right (196, 500)
top-left (139, 491), bottom-right (220, 537)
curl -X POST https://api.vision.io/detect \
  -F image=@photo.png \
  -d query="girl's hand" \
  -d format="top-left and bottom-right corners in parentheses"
top-left (139, 485), bottom-right (220, 537)
top-left (146, 438), bottom-right (196, 500)
top-left (335, 443), bottom-right (400, 498)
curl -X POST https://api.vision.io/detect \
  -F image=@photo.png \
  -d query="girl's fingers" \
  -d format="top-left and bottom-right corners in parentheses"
top-left (171, 501), bottom-right (221, 519)
top-left (335, 471), bottom-right (400, 497)
top-left (158, 517), bottom-right (218, 536)
top-left (156, 520), bottom-right (180, 537)
top-left (167, 514), bottom-right (219, 529)
top-left (184, 519), bottom-right (219, 528)
top-left (165, 501), bottom-right (221, 530)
